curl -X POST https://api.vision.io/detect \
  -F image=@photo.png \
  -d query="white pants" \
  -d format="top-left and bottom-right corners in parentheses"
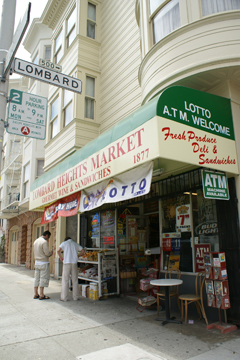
top-left (61, 263), bottom-right (79, 301)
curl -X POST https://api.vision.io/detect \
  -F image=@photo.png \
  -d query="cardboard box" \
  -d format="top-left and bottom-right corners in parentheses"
top-left (82, 284), bottom-right (89, 297)
top-left (89, 289), bottom-right (99, 300)
top-left (102, 289), bottom-right (108, 299)
top-left (89, 282), bottom-right (98, 291)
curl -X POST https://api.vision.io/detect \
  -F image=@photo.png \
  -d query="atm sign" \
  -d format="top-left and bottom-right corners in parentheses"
top-left (202, 170), bottom-right (229, 200)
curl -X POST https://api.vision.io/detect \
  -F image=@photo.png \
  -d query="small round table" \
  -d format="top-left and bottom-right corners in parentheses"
top-left (150, 278), bottom-right (183, 326)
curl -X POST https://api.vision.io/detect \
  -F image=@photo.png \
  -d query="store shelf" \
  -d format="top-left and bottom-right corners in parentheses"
top-left (78, 276), bottom-right (101, 283)
top-left (78, 260), bottom-right (98, 264)
top-left (78, 249), bottom-right (119, 298)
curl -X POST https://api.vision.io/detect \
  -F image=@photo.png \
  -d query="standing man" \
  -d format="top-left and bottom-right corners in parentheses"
top-left (57, 236), bottom-right (85, 301)
top-left (33, 230), bottom-right (53, 300)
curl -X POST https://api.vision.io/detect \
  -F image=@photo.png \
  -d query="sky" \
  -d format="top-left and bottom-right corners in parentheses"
top-left (15, 0), bottom-right (49, 61)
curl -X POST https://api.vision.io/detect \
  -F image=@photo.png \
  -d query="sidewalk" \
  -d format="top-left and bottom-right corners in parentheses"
top-left (0, 263), bottom-right (239, 360)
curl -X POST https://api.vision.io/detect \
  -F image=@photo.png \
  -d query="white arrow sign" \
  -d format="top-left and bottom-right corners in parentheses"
top-left (13, 58), bottom-right (82, 94)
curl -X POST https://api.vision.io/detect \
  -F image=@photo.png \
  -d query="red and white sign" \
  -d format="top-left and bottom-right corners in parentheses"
top-left (195, 243), bottom-right (210, 272)
top-left (176, 204), bottom-right (191, 232)
top-left (21, 126), bottom-right (30, 135)
top-left (41, 191), bottom-right (81, 224)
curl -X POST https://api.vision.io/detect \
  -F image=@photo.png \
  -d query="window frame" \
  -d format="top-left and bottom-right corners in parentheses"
top-left (87, 2), bottom-right (97, 39)
top-left (85, 76), bottom-right (95, 120)
top-left (36, 159), bottom-right (44, 179)
top-left (63, 89), bottom-right (74, 127)
top-left (44, 46), bottom-right (51, 60)
top-left (66, 7), bottom-right (76, 48)
top-left (149, 0), bottom-right (181, 44)
top-left (50, 97), bottom-right (59, 139)
top-left (54, 29), bottom-right (63, 63)
top-left (23, 162), bottom-right (30, 199)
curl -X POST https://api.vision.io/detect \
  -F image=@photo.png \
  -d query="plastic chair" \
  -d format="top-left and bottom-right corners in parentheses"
top-left (157, 269), bottom-right (181, 315)
top-left (179, 271), bottom-right (208, 325)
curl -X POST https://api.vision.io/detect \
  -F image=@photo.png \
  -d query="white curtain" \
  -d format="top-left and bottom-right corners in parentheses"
top-left (201, 0), bottom-right (240, 16)
top-left (37, 160), bottom-right (44, 177)
top-left (153, 0), bottom-right (180, 43)
top-left (85, 98), bottom-right (94, 119)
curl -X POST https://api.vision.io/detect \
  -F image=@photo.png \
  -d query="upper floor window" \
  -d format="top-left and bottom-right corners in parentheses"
top-left (67, 7), bottom-right (76, 47)
top-left (85, 76), bottom-right (95, 119)
top-left (50, 97), bottom-right (59, 139)
top-left (23, 163), bottom-right (30, 198)
top-left (87, 2), bottom-right (96, 39)
top-left (54, 30), bottom-right (63, 63)
top-left (63, 90), bottom-right (74, 127)
top-left (36, 159), bottom-right (44, 179)
top-left (201, 0), bottom-right (240, 16)
top-left (45, 46), bottom-right (51, 60)
top-left (150, 0), bottom-right (180, 44)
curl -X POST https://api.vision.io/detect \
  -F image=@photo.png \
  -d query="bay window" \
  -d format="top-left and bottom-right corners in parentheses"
top-left (50, 97), bottom-right (59, 139)
top-left (63, 89), bottom-right (73, 126)
top-left (150, 0), bottom-right (180, 44)
top-left (201, 0), bottom-right (240, 16)
top-left (54, 30), bottom-right (63, 63)
top-left (85, 76), bottom-right (95, 119)
top-left (87, 2), bottom-right (96, 39)
top-left (67, 7), bottom-right (76, 47)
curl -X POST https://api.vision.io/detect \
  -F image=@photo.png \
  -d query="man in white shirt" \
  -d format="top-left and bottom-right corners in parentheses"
top-left (33, 230), bottom-right (53, 300)
top-left (57, 236), bottom-right (85, 301)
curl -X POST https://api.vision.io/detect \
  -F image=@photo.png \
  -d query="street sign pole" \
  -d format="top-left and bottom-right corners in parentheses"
top-left (0, 0), bottom-right (16, 169)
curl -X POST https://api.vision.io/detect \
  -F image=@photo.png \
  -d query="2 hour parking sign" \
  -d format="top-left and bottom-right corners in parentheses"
top-left (7, 89), bottom-right (47, 140)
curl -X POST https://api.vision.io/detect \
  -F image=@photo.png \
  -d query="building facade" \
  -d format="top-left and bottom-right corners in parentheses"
top-left (2, 0), bottom-right (240, 323)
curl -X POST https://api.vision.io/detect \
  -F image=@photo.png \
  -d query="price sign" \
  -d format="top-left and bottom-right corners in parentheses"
top-left (7, 89), bottom-right (47, 140)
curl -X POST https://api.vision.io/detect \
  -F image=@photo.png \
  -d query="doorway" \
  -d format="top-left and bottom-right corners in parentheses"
top-left (9, 227), bottom-right (19, 265)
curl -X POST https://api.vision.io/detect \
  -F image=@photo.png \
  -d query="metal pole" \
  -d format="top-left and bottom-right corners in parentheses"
top-left (0, 0), bottom-right (16, 168)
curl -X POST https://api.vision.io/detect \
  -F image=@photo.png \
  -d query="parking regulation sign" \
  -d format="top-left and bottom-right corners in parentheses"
top-left (7, 89), bottom-right (47, 140)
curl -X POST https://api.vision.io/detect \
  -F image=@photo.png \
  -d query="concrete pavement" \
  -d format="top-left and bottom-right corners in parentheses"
top-left (0, 263), bottom-right (239, 360)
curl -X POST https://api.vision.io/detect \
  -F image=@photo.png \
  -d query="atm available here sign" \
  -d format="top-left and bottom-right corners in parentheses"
top-left (202, 170), bottom-right (229, 200)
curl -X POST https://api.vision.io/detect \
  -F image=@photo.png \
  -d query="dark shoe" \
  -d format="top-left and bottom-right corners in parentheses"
top-left (33, 295), bottom-right (39, 299)
top-left (39, 295), bottom-right (50, 300)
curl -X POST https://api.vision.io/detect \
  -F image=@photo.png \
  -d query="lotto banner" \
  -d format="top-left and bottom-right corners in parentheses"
top-left (80, 162), bottom-right (153, 212)
top-left (41, 191), bottom-right (81, 224)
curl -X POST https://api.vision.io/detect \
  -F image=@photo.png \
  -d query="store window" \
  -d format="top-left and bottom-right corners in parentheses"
top-left (193, 189), bottom-right (219, 252)
top-left (162, 193), bottom-right (192, 272)
top-left (85, 76), bottom-right (95, 119)
top-left (23, 162), bottom-right (30, 198)
top-left (86, 210), bottom-right (116, 249)
top-left (150, 0), bottom-right (181, 44)
top-left (36, 159), bottom-right (44, 179)
top-left (201, 0), bottom-right (240, 16)
top-left (45, 46), bottom-right (51, 60)
top-left (54, 29), bottom-right (63, 63)
top-left (87, 2), bottom-right (96, 39)
top-left (63, 89), bottom-right (73, 126)
top-left (50, 97), bottom-right (59, 139)
top-left (66, 7), bottom-right (76, 47)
